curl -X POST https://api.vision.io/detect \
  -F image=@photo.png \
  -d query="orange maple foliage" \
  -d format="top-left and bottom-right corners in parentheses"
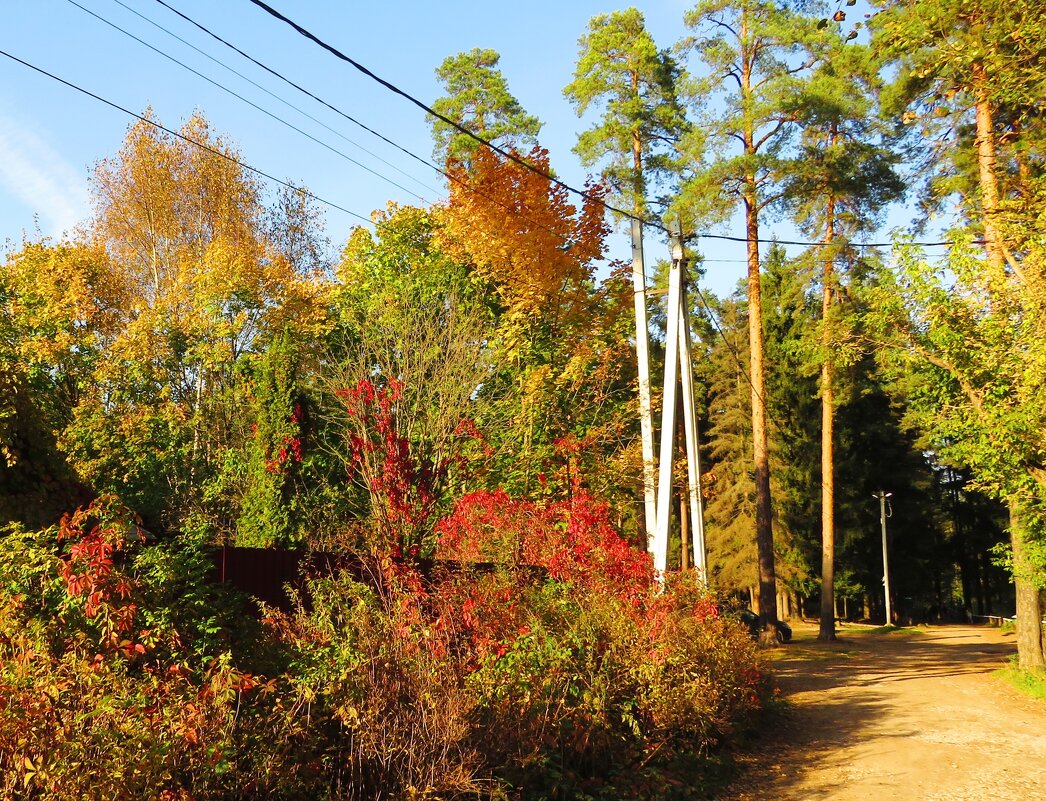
top-left (436, 146), bottom-right (609, 352)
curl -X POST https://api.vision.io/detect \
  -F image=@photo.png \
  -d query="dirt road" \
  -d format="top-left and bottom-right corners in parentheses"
top-left (719, 625), bottom-right (1046, 801)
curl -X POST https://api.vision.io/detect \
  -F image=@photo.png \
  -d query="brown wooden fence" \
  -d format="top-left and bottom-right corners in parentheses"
top-left (210, 546), bottom-right (545, 611)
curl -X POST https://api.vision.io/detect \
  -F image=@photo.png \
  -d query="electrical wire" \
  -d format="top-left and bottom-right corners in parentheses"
top-left (152, 0), bottom-right (971, 258)
top-left (681, 265), bottom-right (785, 436)
top-left (149, 0), bottom-right (584, 248)
top-left (0, 47), bottom-right (374, 226)
top-left (690, 231), bottom-right (968, 248)
top-left (152, 0), bottom-right (451, 188)
top-left (244, 0), bottom-right (657, 231)
top-left (245, 0), bottom-right (977, 254)
top-left (65, 0), bottom-right (430, 204)
top-left (110, 0), bottom-right (441, 198)
top-left (21, 0), bottom-right (980, 441)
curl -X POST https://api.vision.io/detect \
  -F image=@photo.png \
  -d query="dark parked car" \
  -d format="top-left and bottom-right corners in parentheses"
top-left (739, 609), bottom-right (792, 643)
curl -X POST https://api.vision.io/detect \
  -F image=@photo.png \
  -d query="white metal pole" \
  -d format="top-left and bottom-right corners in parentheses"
top-left (631, 218), bottom-right (658, 542)
top-left (654, 254), bottom-right (683, 577)
top-left (678, 283), bottom-right (707, 580)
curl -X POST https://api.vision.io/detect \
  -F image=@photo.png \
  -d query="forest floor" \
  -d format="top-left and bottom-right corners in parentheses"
top-left (716, 623), bottom-right (1046, 801)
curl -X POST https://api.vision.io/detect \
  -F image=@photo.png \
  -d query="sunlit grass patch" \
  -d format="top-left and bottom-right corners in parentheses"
top-left (996, 662), bottom-right (1046, 702)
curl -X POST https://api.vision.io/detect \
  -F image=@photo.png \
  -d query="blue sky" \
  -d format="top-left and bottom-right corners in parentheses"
top-left (1, 0), bottom-right (924, 298)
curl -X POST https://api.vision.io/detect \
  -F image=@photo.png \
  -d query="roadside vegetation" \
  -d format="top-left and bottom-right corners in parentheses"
top-left (997, 662), bottom-right (1046, 702)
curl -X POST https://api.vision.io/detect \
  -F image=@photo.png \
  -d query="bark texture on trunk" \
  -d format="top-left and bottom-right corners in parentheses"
top-left (819, 195), bottom-right (837, 642)
top-left (745, 195), bottom-right (778, 638)
top-left (739, 3), bottom-right (777, 640)
top-left (1010, 500), bottom-right (1045, 669)
top-left (972, 61), bottom-right (1007, 281)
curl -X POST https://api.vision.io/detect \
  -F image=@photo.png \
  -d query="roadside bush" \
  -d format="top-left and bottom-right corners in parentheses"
top-left (0, 496), bottom-right (286, 800)
top-left (254, 491), bottom-right (769, 800)
top-left (0, 488), bottom-right (770, 800)
top-left (262, 563), bottom-right (488, 800)
top-left (461, 571), bottom-right (766, 799)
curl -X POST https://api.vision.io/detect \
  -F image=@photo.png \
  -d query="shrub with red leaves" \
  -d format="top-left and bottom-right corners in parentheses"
top-left (436, 488), bottom-right (654, 603)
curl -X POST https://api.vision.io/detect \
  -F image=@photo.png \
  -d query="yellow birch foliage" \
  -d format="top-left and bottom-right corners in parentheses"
top-left (3, 240), bottom-right (125, 369)
top-left (22, 112), bottom-right (329, 524)
top-left (90, 112), bottom-right (325, 382)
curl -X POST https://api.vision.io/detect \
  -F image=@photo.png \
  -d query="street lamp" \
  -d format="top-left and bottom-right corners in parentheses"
top-left (875, 491), bottom-right (893, 626)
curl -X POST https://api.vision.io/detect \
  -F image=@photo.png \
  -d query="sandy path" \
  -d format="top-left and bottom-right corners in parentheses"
top-left (719, 625), bottom-right (1046, 801)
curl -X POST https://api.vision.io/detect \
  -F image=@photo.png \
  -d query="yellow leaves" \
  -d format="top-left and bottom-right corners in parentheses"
top-left (3, 240), bottom-right (125, 367)
top-left (92, 112), bottom-right (262, 307)
top-left (82, 111), bottom-right (329, 372)
top-left (436, 146), bottom-right (609, 352)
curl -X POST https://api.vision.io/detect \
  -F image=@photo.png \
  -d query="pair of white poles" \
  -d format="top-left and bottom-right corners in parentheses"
top-left (632, 219), bottom-right (707, 580)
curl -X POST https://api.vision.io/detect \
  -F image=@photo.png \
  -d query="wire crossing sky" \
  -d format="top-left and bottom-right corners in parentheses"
top-left (1, 0), bottom-right (947, 297)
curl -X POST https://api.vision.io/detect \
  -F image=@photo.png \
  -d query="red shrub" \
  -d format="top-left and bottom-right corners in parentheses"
top-left (435, 488), bottom-right (654, 603)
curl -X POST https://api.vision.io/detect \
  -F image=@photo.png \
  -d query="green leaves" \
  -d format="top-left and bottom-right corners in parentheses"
top-left (429, 48), bottom-right (542, 167)
top-left (564, 8), bottom-right (687, 210)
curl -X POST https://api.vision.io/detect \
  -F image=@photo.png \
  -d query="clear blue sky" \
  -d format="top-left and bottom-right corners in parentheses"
top-left (1, 0), bottom-right (922, 298)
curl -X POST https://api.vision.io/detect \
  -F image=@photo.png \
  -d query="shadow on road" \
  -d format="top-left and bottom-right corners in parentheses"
top-left (716, 625), bottom-right (1018, 801)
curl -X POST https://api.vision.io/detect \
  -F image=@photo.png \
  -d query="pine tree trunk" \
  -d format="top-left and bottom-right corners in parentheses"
top-left (972, 61), bottom-right (1007, 281)
top-left (1010, 499), bottom-right (1046, 669)
top-left (745, 195), bottom-right (778, 639)
top-left (739, 6), bottom-right (777, 640)
top-left (819, 189), bottom-right (838, 642)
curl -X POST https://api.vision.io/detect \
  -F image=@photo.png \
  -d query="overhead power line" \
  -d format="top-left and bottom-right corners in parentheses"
top-left (111, 0), bottom-right (441, 198)
top-left (150, 0), bottom-right (581, 247)
top-left (66, 0), bottom-right (430, 204)
top-left (689, 232), bottom-right (968, 248)
top-left (0, 48), bottom-right (374, 226)
top-left (150, 0), bottom-right (449, 194)
top-left (236, 0), bottom-right (953, 437)
top-left (243, 0), bottom-right (656, 230)
top-left (243, 0), bottom-right (973, 253)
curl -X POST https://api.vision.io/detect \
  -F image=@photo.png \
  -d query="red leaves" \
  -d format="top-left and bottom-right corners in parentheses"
top-left (266, 435), bottom-right (304, 474)
top-left (339, 378), bottom-right (458, 548)
top-left (55, 496), bottom-right (150, 657)
top-left (436, 488), bottom-right (654, 603)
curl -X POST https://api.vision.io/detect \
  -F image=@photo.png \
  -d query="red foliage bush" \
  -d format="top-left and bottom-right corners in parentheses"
top-left (435, 488), bottom-right (654, 603)
top-left (337, 379), bottom-right (446, 547)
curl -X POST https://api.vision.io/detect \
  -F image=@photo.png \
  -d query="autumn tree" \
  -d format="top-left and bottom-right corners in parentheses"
top-left (437, 147), bottom-right (636, 508)
top-left (438, 147), bottom-right (607, 355)
top-left (429, 48), bottom-right (542, 167)
top-left (54, 112), bottom-right (324, 530)
top-left (327, 204), bottom-right (493, 548)
top-left (869, 240), bottom-right (1046, 667)
top-left (873, 0), bottom-right (1046, 667)
top-left (0, 241), bottom-right (120, 525)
